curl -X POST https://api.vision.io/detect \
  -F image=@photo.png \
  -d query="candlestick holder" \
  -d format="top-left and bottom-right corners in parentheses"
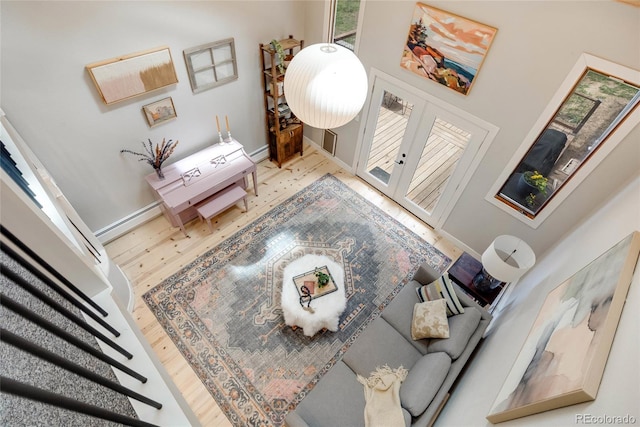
top-left (225, 130), bottom-right (233, 143)
top-left (218, 131), bottom-right (226, 145)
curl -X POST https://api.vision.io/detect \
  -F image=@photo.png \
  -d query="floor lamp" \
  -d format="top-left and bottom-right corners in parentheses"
top-left (473, 235), bottom-right (536, 293)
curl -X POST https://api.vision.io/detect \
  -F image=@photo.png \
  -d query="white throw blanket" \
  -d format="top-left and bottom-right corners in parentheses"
top-left (357, 365), bottom-right (408, 427)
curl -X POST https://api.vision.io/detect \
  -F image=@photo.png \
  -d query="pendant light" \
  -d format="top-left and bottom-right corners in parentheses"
top-left (284, 43), bottom-right (367, 129)
top-left (284, 0), bottom-right (367, 131)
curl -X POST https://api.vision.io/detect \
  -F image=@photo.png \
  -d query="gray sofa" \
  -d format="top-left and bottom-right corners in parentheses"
top-left (285, 262), bottom-right (492, 427)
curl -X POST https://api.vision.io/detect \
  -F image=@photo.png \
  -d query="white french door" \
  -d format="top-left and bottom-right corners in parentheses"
top-left (356, 70), bottom-right (498, 228)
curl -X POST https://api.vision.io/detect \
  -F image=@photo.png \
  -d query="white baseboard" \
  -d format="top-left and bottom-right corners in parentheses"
top-left (437, 228), bottom-right (480, 260)
top-left (303, 136), bottom-right (354, 173)
top-left (95, 202), bottom-right (163, 244)
top-left (95, 146), bottom-right (270, 244)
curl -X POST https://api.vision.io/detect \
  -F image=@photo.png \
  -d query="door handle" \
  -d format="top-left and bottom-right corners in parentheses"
top-left (395, 153), bottom-right (406, 165)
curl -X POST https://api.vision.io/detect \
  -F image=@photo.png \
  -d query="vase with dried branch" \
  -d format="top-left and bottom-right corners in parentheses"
top-left (121, 138), bottom-right (179, 180)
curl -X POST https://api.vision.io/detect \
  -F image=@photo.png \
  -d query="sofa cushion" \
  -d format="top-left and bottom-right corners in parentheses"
top-left (403, 408), bottom-right (411, 426)
top-left (400, 352), bottom-right (451, 417)
top-left (428, 306), bottom-right (482, 360)
top-left (411, 299), bottom-right (449, 340)
top-left (416, 275), bottom-right (464, 316)
top-left (343, 317), bottom-right (423, 378)
top-left (382, 280), bottom-right (431, 354)
top-left (289, 360), bottom-right (366, 427)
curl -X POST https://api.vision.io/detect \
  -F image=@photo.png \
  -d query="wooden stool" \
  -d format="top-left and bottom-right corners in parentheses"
top-left (195, 184), bottom-right (247, 232)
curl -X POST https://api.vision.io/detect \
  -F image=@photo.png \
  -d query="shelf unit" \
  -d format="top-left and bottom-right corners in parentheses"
top-left (259, 35), bottom-right (304, 168)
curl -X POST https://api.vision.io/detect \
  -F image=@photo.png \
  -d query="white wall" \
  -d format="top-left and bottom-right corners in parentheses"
top-left (2, 1), bottom-right (639, 259)
top-left (438, 176), bottom-right (640, 426)
top-left (1, 1), bottom-right (304, 231)
top-left (344, 0), bottom-right (640, 257)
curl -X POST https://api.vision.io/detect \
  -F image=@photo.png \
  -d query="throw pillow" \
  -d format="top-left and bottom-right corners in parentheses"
top-left (411, 299), bottom-right (449, 340)
top-left (416, 274), bottom-right (465, 316)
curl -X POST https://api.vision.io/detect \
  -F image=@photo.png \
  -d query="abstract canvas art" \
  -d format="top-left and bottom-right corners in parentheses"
top-left (401, 3), bottom-right (497, 95)
top-left (487, 231), bottom-right (640, 423)
top-left (86, 46), bottom-right (178, 104)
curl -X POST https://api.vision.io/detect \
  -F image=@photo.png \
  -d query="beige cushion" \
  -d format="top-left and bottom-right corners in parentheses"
top-left (411, 299), bottom-right (449, 340)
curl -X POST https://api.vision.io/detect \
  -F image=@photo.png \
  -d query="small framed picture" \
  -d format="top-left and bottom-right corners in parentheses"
top-left (142, 97), bottom-right (177, 127)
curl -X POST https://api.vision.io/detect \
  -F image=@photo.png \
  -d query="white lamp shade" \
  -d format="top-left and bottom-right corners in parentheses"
top-left (284, 43), bottom-right (368, 129)
top-left (481, 235), bottom-right (536, 283)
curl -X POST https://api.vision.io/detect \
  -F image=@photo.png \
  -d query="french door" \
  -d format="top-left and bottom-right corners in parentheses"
top-left (356, 71), bottom-right (498, 228)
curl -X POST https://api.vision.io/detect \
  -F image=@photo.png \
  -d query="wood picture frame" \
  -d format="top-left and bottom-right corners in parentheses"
top-left (86, 46), bottom-right (178, 105)
top-left (487, 231), bottom-right (640, 423)
top-left (183, 38), bottom-right (238, 94)
top-left (142, 97), bottom-right (176, 127)
top-left (401, 3), bottom-right (497, 95)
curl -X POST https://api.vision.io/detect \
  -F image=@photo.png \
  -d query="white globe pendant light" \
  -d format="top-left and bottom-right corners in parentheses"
top-left (284, 43), bottom-right (368, 129)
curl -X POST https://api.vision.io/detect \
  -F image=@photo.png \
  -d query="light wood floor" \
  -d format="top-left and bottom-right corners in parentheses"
top-left (105, 144), bottom-right (462, 426)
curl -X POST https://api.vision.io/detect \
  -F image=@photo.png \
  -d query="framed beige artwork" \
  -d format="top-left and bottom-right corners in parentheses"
top-left (401, 3), bottom-right (497, 95)
top-left (86, 46), bottom-right (178, 105)
top-left (487, 231), bottom-right (640, 423)
top-left (142, 97), bottom-right (176, 127)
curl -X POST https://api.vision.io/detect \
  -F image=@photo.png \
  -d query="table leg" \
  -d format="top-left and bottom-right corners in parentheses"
top-left (252, 171), bottom-right (258, 196)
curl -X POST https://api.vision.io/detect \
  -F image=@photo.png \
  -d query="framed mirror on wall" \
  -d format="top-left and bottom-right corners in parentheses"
top-left (486, 54), bottom-right (640, 228)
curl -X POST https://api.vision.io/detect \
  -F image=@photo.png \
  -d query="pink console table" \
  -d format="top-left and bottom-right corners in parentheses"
top-left (145, 140), bottom-right (257, 235)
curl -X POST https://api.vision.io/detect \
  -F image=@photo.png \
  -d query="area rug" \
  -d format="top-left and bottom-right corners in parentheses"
top-left (143, 174), bottom-right (450, 426)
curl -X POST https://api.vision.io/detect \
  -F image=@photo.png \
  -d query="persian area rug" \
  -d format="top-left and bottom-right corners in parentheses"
top-left (143, 174), bottom-right (450, 426)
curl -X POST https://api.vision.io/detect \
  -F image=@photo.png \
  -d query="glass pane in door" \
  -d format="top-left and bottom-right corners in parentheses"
top-left (405, 118), bottom-right (471, 214)
top-left (365, 91), bottom-right (414, 185)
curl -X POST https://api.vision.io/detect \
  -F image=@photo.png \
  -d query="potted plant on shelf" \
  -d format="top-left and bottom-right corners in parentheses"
top-left (121, 138), bottom-right (179, 180)
top-left (270, 39), bottom-right (287, 74)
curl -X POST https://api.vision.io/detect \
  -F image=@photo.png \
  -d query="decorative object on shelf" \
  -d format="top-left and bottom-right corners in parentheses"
top-left (270, 39), bottom-right (287, 74)
top-left (487, 232), bottom-right (640, 423)
top-left (260, 36), bottom-right (305, 167)
top-left (472, 235), bottom-right (536, 293)
top-left (86, 46), bottom-right (178, 105)
top-left (121, 138), bottom-right (179, 180)
top-left (142, 97), bottom-right (176, 127)
top-left (183, 38), bottom-right (238, 94)
top-left (401, 3), bottom-right (497, 96)
top-left (284, 42), bottom-right (367, 129)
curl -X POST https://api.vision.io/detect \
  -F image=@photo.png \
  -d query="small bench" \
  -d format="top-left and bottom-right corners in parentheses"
top-left (195, 183), bottom-right (248, 232)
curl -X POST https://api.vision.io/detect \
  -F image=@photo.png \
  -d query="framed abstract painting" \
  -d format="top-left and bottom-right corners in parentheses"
top-left (487, 231), bottom-right (640, 423)
top-left (401, 3), bottom-right (497, 95)
top-left (86, 46), bottom-right (178, 105)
